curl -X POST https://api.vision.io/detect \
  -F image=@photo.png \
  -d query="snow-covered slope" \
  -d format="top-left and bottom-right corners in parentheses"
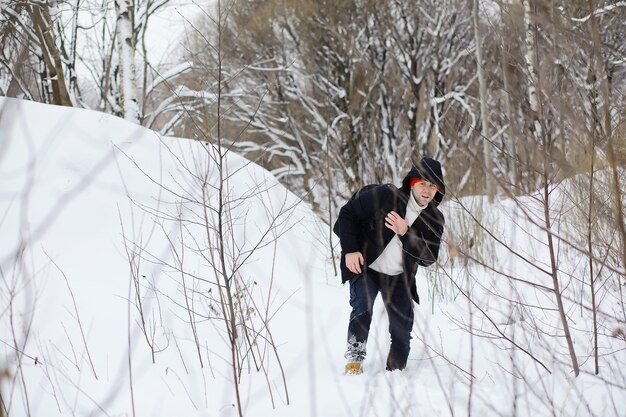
top-left (0, 97), bottom-right (335, 416)
top-left (1, 98), bottom-right (624, 417)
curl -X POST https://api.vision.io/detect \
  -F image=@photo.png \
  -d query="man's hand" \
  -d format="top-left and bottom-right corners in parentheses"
top-left (385, 211), bottom-right (408, 236)
top-left (345, 251), bottom-right (364, 274)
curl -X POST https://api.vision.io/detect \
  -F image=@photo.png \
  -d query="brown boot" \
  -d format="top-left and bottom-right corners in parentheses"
top-left (345, 361), bottom-right (363, 375)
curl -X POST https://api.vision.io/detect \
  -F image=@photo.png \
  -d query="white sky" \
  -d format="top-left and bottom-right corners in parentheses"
top-left (145, 0), bottom-right (215, 64)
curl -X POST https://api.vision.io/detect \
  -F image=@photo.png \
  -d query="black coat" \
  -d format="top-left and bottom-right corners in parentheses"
top-left (333, 158), bottom-right (446, 303)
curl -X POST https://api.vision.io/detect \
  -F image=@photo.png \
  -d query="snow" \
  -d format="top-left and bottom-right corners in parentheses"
top-left (1, 97), bottom-right (625, 417)
top-left (146, 61), bottom-right (193, 95)
top-left (571, 1), bottom-right (626, 23)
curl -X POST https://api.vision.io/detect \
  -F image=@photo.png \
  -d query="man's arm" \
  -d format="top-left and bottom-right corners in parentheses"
top-left (333, 185), bottom-right (392, 253)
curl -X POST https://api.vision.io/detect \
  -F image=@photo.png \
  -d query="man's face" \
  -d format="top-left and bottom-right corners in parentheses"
top-left (412, 180), bottom-right (439, 206)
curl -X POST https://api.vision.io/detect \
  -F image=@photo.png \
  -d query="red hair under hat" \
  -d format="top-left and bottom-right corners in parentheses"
top-left (410, 177), bottom-right (439, 191)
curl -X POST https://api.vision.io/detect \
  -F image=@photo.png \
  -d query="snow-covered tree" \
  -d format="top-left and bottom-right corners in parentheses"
top-left (173, 0), bottom-right (479, 215)
top-left (0, 0), bottom-right (184, 125)
top-left (473, 0), bottom-right (494, 200)
top-left (0, 1), bottom-right (73, 105)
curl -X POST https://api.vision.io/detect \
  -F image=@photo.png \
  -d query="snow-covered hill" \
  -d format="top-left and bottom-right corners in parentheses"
top-left (1, 97), bottom-right (624, 417)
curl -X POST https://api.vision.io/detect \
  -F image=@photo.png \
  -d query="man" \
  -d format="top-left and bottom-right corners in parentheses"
top-left (333, 157), bottom-right (445, 374)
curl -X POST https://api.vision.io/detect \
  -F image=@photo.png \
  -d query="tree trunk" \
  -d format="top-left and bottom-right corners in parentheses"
top-left (500, 34), bottom-right (519, 186)
top-left (525, 0), bottom-right (580, 376)
top-left (523, 0), bottom-right (539, 114)
top-left (586, 0), bottom-right (625, 282)
top-left (5, 42), bottom-right (32, 99)
top-left (29, 4), bottom-right (72, 106)
top-left (473, 0), bottom-right (493, 201)
top-left (115, 0), bottom-right (140, 123)
top-left (542, 177), bottom-right (580, 376)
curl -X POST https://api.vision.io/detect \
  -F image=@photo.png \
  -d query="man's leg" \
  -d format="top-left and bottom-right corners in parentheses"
top-left (346, 273), bottom-right (379, 363)
top-left (381, 276), bottom-right (414, 371)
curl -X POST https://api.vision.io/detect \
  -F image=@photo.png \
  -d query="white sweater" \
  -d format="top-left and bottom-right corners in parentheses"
top-left (369, 192), bottom-right (425, 276)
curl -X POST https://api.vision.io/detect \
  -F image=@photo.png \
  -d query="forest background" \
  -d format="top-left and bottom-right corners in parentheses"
top-left (2, 0), bottom-right (625, 216)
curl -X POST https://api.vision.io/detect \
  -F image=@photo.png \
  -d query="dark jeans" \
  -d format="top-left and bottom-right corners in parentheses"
top-left (346, 269), bottom-right (414, 370)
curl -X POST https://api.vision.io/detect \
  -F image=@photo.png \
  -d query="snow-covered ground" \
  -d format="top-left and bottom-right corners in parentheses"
top-left (1, 97), bottom-right (624, 417)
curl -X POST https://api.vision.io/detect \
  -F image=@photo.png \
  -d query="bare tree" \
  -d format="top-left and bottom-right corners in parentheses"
top-left (586, 0), bottom-right (626, 276)
top-left (473, 0), bottom-right (494, 200)
top-left (28, 1), bottom-right (73, 106)
top-left (0, 1), bottom-right (72, 105)
top-left (113, 3), bottom-right (299, 416)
